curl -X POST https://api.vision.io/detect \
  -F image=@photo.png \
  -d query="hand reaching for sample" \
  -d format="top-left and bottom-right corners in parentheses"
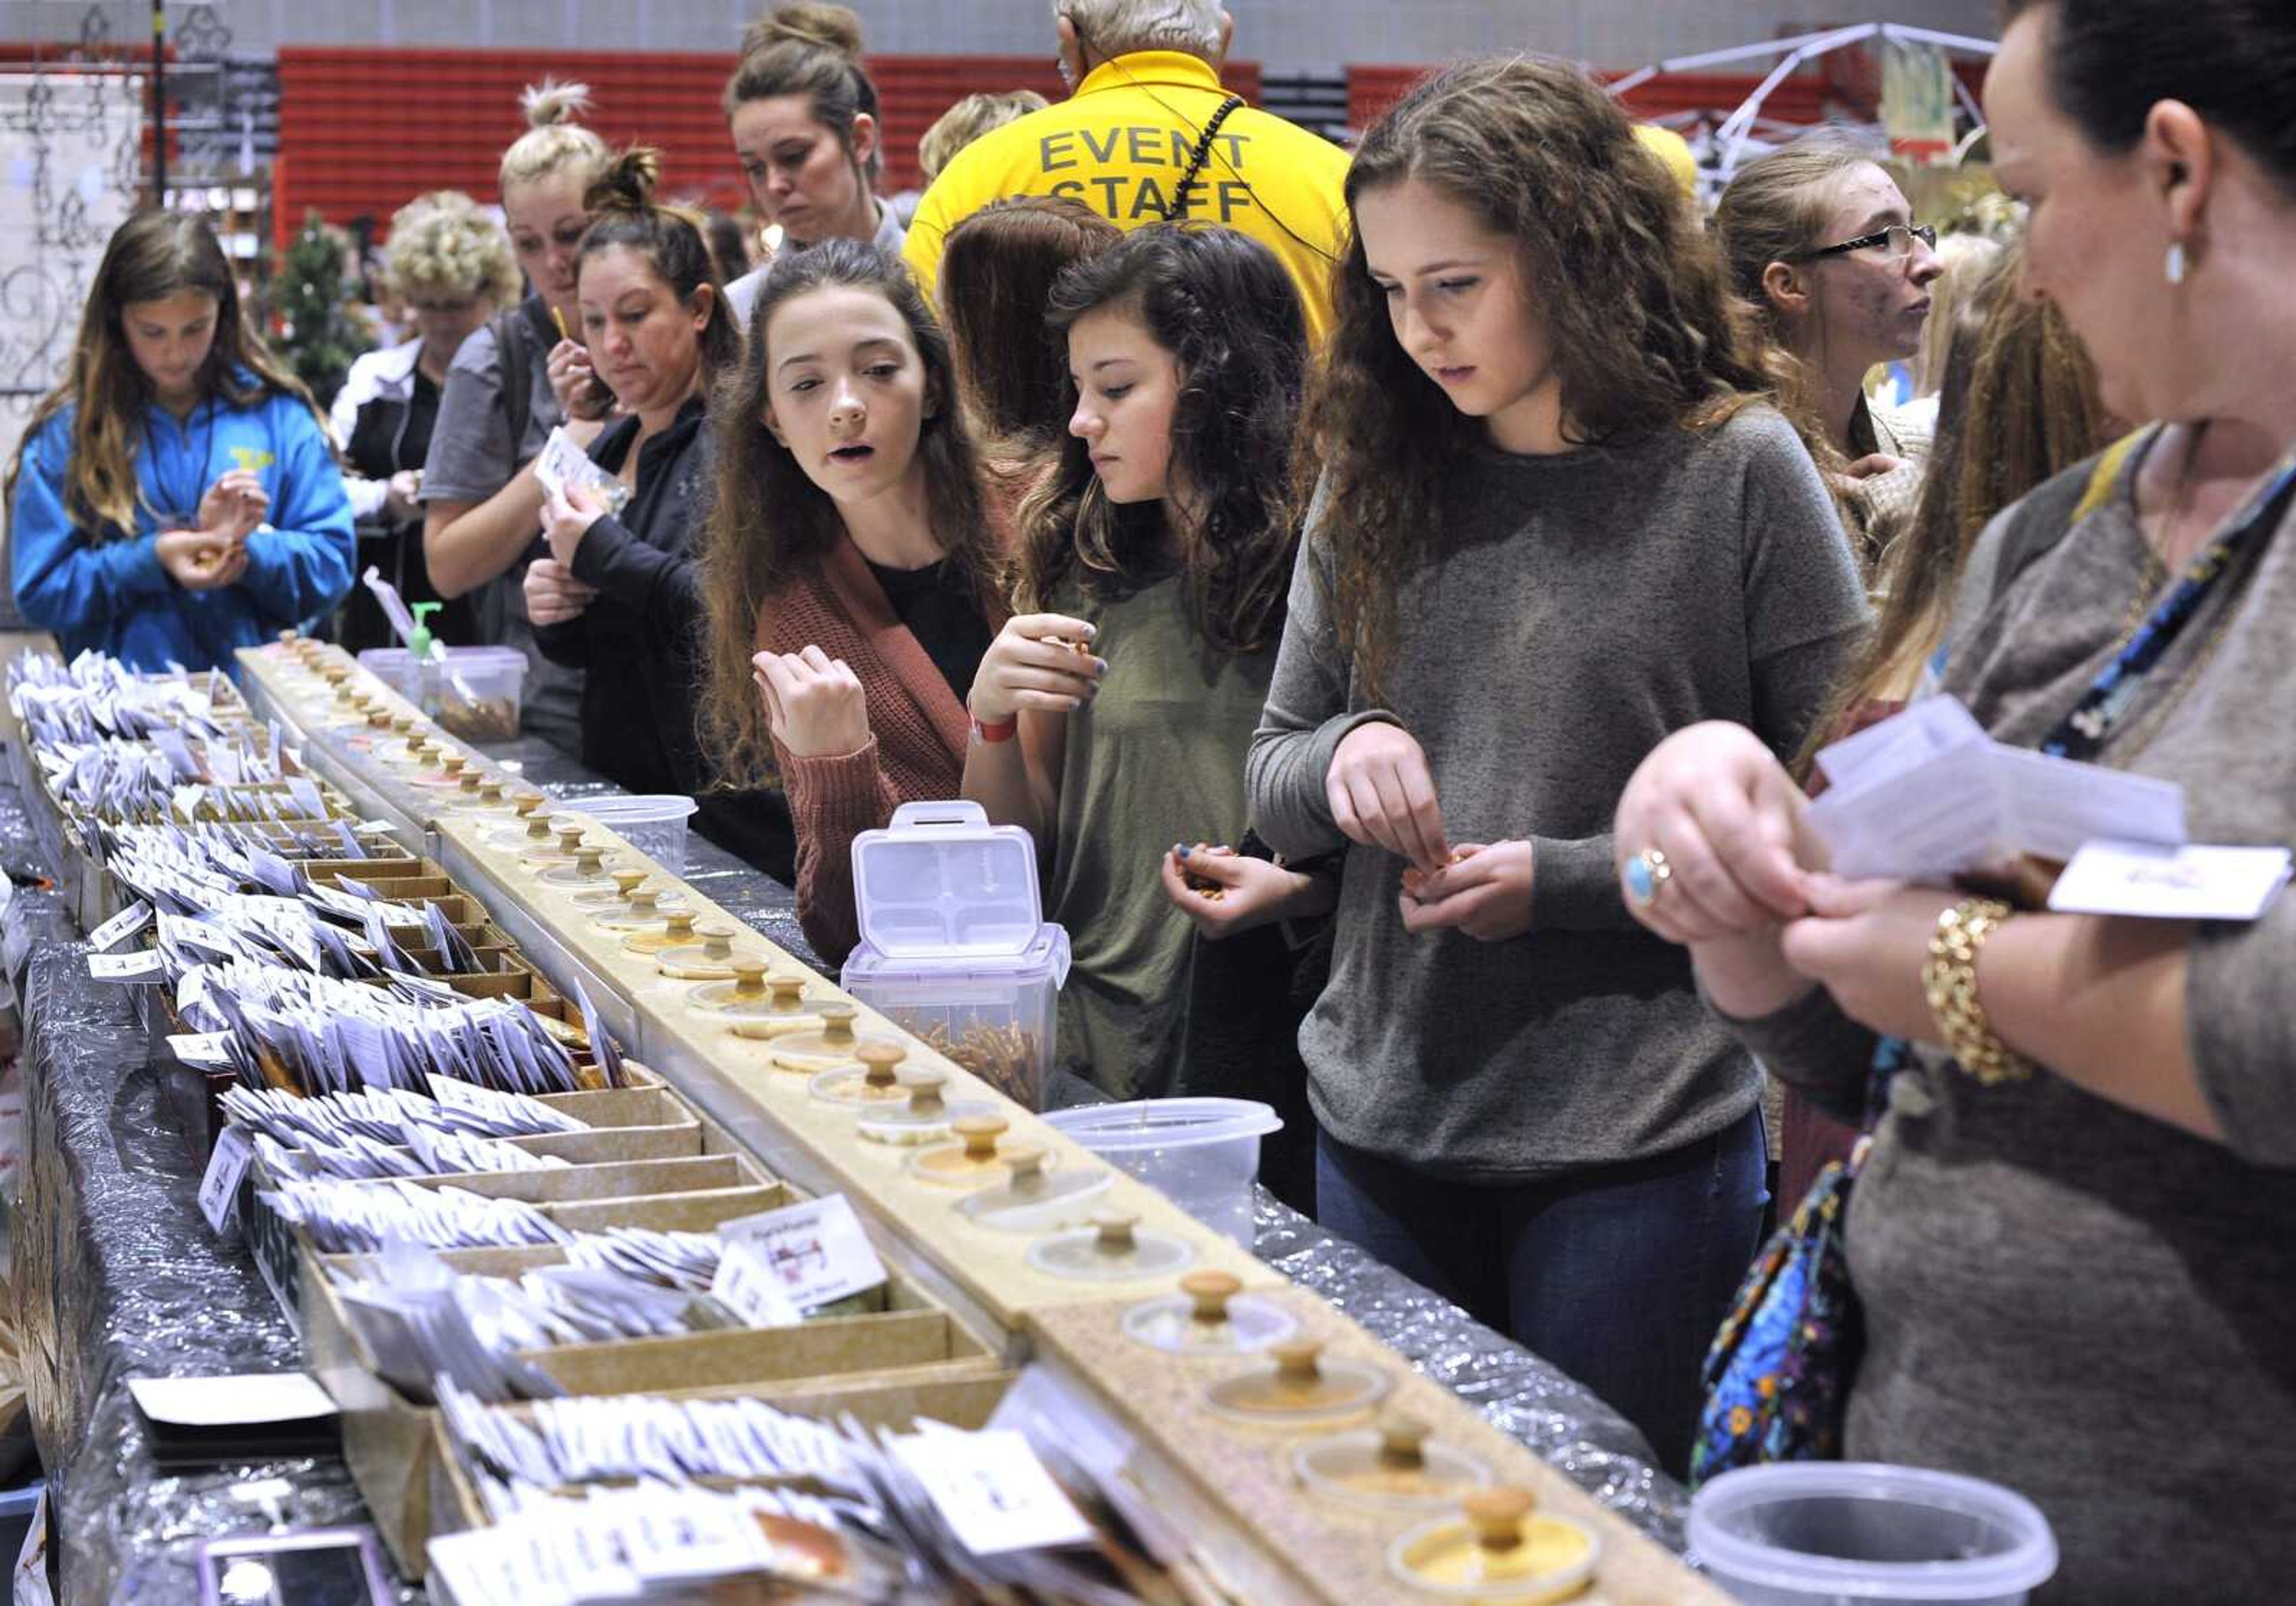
top-left (156, 527), bottom-right (248, 591)
top-left (966, 613), bottom-right (1104, 724)
top-left (1399, 841), bottom-right (1534, 939)
top-left (198, 469), bottom-right (268, 542)
top-left (539, 484), bottom-right (603, 567)
top-left (1159, 843), bottom-right (1334, 941)
top-left (523, 557), bottom-right (597, 627)
top-left (755, 646), bottom-right (871, 760)
top-left (1326, 720), bottom-right (1449, 871)
top-left (384, 469), bottom-right (423, 521)
top-left (1779, 876), bottom-right (1947, 1044)
top-left (545, 337), bottom-right (612, 423)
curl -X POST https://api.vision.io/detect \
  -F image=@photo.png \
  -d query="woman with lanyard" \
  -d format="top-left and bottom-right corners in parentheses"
top-left (8, 210), bottom-right (352, 672)
top-left (1617, 1), bottom-right (2296, 1594)
top-left (419, 79), bottom-right (608, 755)
top-left (719, 4), bottom-right (905, 325)
top-left (526, 151), bottom-right (795, 881)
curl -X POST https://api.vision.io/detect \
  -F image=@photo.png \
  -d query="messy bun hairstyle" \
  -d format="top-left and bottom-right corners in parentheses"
top-left (722, 4), bottom-right (883, 187)
top-left (575, 147), bottom-right (741, 379)
top-left (500, 78), bottom-right (611, 195)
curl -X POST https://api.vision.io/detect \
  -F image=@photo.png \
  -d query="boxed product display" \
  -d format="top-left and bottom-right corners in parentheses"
top-left (840, 801), bottom-right (1070, 1107)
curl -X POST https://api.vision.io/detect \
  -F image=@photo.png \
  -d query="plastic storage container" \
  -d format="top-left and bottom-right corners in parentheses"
top-left (358, 646), bottom-right (527, 742)
top-left (569, 796), bottom-right (701, 877)
top-left (1045, 1097), bottom-right (1280, 1248)
top-left (841, 801), bottom-right (1069, 1107)
top-left (1688, 1463), bottom-right (2058, 1605)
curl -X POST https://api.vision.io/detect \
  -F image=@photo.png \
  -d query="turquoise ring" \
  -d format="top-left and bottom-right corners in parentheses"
top-left (1623, 847), bottom-right (1672, 908)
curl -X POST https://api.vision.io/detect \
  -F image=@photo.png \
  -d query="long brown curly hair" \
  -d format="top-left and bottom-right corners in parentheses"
top-left (697, 239), bottom-right (1000, 789)
top-left (1302, 56), bottom-right (1772, 699)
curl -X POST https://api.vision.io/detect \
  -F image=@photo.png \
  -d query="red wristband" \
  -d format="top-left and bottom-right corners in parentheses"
top-left (970, 712), bottom-right (1017, 744)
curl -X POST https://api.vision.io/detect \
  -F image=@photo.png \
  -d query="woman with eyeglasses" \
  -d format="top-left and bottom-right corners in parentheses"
top-left (1718, 139), bottom-right (1947, 576)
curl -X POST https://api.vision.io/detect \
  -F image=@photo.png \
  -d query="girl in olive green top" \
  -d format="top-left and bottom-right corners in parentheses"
top-left (962, 224), bottom-right (1332, 1130)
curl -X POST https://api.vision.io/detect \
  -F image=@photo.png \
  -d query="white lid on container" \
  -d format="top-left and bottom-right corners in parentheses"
top-left (357, 646), bottom-right (529, 668)
top-left (1045, 1098), bottom-right (1283, 1152)
top-left (849, 799), bottom-right (1046, 963)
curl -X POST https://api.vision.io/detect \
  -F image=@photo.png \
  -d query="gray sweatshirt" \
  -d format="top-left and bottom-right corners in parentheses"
top-left (1248, 404), bottom-right (1866, 1178)
top-left (1727, 439), bottom-right (2296, 1603)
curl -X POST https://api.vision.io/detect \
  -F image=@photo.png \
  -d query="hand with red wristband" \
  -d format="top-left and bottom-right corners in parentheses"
top-left (966, 612), bottom-right (1105, 741)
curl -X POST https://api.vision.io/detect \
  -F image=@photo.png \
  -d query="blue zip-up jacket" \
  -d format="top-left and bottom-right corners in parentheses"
top-left (8, 374), bottom-right (355, 672)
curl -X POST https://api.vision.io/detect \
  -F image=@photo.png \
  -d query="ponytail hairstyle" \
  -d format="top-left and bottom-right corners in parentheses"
top-left (1304, 55), bottom-right (1770, 699)
top-left (578, 148), bottom-right (741, 381)
top-left (499, 78), bottom-right (610, 196)
top-left (1015, 223), bottom-right (1308, 660)
top-left (5, 209), bottom-right (319, 542)
top-left (698, 240), bottom-right (999, 789)
top-left (723, 4), bottom-right (883, 187)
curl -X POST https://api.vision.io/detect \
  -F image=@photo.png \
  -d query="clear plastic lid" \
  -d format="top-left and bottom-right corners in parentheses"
top-left (758, 1003), bottom-right (903, 1067)
top-left (589, 890), bottom-right (674, 933)
top-left (1121, 1272), bottom-right (1297, 1355)
top-left (952, 1152), bottom-right (1110, 1233)
top-left (692, 961), bottom-right (807, 1020)
top-left (848, 801), bottom-right (1043, 963)
top-left (410, 753), bottom-right (475, 789)
top-left (905, 1116), bottom-right (1045, 1189)
top-left (653, 923), bottom-right (751, 981)
top-left (1385, 1491), bottom-right (1600, 1602)
top-left (536, 847), bottom-right (622, 889)
top-left (520, 822), bottom-right (596, 867)
top-left (854, 1074), bottom-right (996, 1146)
top-left (1294, 1418), bottom-right (1492, 1513)
top-left (1028, 1214), bottom-right (1195, 1283)
top-left (810, 1043), bottom-right (921, 1107)
top-left (1205, 1340), bottom-right (1390, 1424)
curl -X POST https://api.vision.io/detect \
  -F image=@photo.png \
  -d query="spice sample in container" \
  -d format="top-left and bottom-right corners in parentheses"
top-left (913, 1021), bottom-right (1043, 1107)
top-left (693, 961), bottom-right (809, 1024)
top-left (1294, 1416), bottom-right (1493, 1513)
top-left (854, 1073), bottom-right (997, 1147)
top-left (905, 1116), bottom-right (1049, 1189)
top-left (809, 1043), bottom-right (917, 1107)
top-left (1027, 1211), bottom-right (1195, 1283)
top-left (654, 922), bottom-right (754, 982)
top-left (520, 822), bottom-right (591, 868)
top-left (1205, 1339), bottom-right (1390, 1425)
top-left (952, 1147), bottom-right (1112, 1233)
top-left (1120, 1270), bottom-right (1297, 1355)
top-left (765, 1002), bottom-right (903, 1068)
top-left (536, 845), bottom-right (621, 890)
top-left (1385, 1488), bottom-right (1601, 1603)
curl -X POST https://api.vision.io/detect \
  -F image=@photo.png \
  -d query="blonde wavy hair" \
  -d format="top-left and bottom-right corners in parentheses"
top-left (383, 191), bottom-right (520, 309)
top-left (499, 79), bottom-right (610, 196)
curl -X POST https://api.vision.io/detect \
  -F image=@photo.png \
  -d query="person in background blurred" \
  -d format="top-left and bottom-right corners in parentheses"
top-left (918, 90), bottom-right (1049, 188)
top-left (720, 4), bottom-right (903, 325)
top-left (705, 210), bottom-right (759, 285)
top-left (1908, 231), bottom-right (2005, 406)
top-left (7, 210), bottom-right (353, 671)
top-left (331, 191), bottom-right (517, 653)
top-left (419, 78), bottom-right (609, 754)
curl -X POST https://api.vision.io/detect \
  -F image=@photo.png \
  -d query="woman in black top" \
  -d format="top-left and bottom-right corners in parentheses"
top-left (528, 148), bottom-right (796, 880)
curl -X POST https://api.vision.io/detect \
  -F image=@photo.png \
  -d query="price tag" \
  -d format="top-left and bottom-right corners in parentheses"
top-left (86, 900), bottom-right (152, 952)
top-left (168, 1031), bottom-right (235, 1069)
top-left (87, 949), bottom-right (163, 982)
top-left (709, 1239), bottom-right (803, 1329)
top-left (199, 1125), bottom-right (254, 1233)
top-left (719, 1194), bottom-right (887, 1311)
top-left (889, 1429), bottom-right (1095, 1556)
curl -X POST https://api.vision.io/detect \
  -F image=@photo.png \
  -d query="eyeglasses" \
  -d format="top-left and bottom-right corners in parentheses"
top-left (1800, 223), bottom-right (1938, 262)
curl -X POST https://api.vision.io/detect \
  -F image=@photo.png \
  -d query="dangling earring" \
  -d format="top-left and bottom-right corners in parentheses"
top-left (2165, 240), bottom-right (2189, 286)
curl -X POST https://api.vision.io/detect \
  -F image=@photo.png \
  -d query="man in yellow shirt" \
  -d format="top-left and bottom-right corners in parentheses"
top-left (902, 0), bottom-right (1350, 341)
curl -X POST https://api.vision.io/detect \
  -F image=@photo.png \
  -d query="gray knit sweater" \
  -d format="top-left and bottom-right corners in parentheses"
top-left (1247, 404), bottom-right (1866, 1178)
top-left (1727, 437), bottom-right (2296, 1602)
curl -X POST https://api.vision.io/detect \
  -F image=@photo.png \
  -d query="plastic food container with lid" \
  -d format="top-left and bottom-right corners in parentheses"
top-left (839, 801), bottom-right (1069, 1108)
top-left (1686, 1463), bottom-right (2059, 1606)
top-left (1044, 1097), bottom-right (1280, 1249)
top-left (358, 645), bottom-right (527, 742)
top-left (567, 795), bottom-right (701, 877)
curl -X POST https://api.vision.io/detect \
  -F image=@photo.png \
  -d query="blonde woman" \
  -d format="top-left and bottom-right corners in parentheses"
top-left (418, 79), bottom-right (609, 752)
top-left (331, 191), bottom-right (517, 651)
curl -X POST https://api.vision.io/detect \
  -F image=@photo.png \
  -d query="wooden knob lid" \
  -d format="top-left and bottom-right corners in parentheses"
top-left (694, 923), bottom-right (735, 959)
top-left (414, 740), bottom-right (440, 760)
top-left (366, 710), bottom-right (392, 729)
top-left (816, 1001), bottom-right (857, 1043)
top-left (554, 823), bottom-right (585, 851)
top-left (1271, 1339), bottom-right (1324, 1385)
top-left (441, 753), bottom-right (466, 775)
top-left (1182, 1270), bottom-right (1241, 1324)
top-left (857, 1042), bottom-right (905, 1086)
top-left (768, 975), bottom-right (807, 1009)
top-left (952, 1115), bottom-right (1007, 1159)
top-left (1092, 1213), bottom-right (1138, 1255)
top-left (524, 815), bottom-right (554, 841)
top-left (1003, 1145), bottom-right (1048, 1186)
top-left (904, 1073), bottom-right (947, 1116)
top-left (1464, 1489), bottom-right (1535, 1554)
top-left (662, 912), bottom-right (696, 939)
top-left (573, 847), bottom-right (605, 873)
top-left (277, 628), bottom-right (300, 643)
top-left (480, 781), bottom-right (507, 804)
top-left (731, 960), bottom-right (768, 994)
top-left (1376, 1415), bottom-right (1430, 1470)
top-left (321, 663), bottom-right (348, 683)
top-left (513, 790), bottom-right (547, 817)
top-left (457, 769), bottom-right (483, 793)
top-left (609, 871), bottom-right (646, 897)
top-left (625, 890), bottom-right (659, 916)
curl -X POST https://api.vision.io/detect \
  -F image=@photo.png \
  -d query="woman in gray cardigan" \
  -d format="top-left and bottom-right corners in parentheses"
top-left (1615, 2), bottom-right (2296, 1596)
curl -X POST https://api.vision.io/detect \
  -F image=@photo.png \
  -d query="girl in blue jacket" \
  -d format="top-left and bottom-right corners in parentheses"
top-left (5, 210), bottom-right (354, 672)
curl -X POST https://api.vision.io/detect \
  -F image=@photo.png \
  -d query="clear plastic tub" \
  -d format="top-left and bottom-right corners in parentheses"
top-left (1045, 1097), bottom-right (1281, 1248)
top-left (358, 646), bottom-right (526, 742)
top-left (1688, 1464), bottom-right (2059, 1605)
top-left (569, 796), bottom-right (700, 877)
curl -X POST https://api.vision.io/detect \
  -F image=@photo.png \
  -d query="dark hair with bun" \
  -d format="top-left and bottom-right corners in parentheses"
top-left (577, 146), bottom-right (740, 377)
top-left (2001, 0), bottom-right (2296, 193)
top-left (723, 3), bottom-right (883, 186)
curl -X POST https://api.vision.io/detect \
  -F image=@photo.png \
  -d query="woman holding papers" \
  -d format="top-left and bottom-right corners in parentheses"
top-left (6, 210), bottom-right (353, 673)
top-left (1616, 2), bottom-right (2296, 1594)
top-left (526, 149), bottom-right (794, 880)
top-left (1242, 59), bottom-right (1865, 1474)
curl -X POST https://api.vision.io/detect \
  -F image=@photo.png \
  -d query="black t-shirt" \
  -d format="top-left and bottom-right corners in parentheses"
top-left (346, 367), bottom-right (441, 481)
top-left (865, 557), bottom-right (993, 708)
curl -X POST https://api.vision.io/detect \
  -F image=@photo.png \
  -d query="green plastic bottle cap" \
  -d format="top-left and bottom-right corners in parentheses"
top-left (407, 600), bottom-right (443, 659)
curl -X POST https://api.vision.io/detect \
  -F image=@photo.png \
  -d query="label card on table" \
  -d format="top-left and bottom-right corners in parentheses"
top-left (2047, 839), bottom-right (2295, 921)
top-left (720, 1194), bottom-right (887, 1311)
top-left (87, 949), bottom-right (163, 982)
top-left (168, 1031), bottom-right (236, 1069)
top-left (890, 1427), bottom-right (1095, 1556)
top-left (199, 1125), bottom-right (255, 1233)
top-left (86, 899), bottom-right (152, 952)
top-left (710, 1239), bottom-right (804, 1329)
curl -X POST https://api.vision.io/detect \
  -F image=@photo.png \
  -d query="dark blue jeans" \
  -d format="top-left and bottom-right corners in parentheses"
top-left (1315, 1107), bottom-right (1767, 1477)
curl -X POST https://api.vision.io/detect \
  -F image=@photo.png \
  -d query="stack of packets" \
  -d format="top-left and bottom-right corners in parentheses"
top-left (426, 1364), bottom-right (1200, 1605)
top-left (1806, 697), bottom-right (2291, 920)
top-left (7, 648), bottom-right (236, 746)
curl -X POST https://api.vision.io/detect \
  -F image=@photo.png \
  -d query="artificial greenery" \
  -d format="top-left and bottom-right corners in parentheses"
top-left (269, 209), bottom-right (371, 408)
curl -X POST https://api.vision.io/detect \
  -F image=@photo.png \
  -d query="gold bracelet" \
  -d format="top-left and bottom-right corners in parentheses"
top-left (1921, 897), bottom-right (2035, 1086)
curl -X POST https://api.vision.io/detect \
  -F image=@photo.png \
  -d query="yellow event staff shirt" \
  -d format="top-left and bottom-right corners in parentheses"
top-left (903, 51), bottom-right (1351, 342)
